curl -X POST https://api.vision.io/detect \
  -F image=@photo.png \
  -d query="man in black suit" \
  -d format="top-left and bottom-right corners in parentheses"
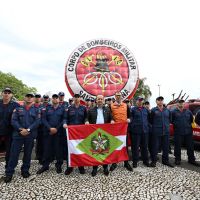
top-left (85, 94), bottom-right (113, 176)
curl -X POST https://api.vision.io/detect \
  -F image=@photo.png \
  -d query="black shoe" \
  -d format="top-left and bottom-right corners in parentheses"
top-left (169, 150), bottom-right (173, 154)
top-left (103, 168), bottom-right (109, 176)
top-left (162, 162), bottom-right (174, 168)
top-left (188, 160), bottom-right (200, 167)
top-left (124, 162), bottom-right (133, 171)
top-left (175, 160), bottom-right (181, 165)
top-left (21, 171), bottom-right (30, 178)
top-left (65, 167), bottom-right (73, 175)
top-left (143, 162), bottom-right (150, 167)
top-left (56, 167), bottom-right (62, 174)
top-left (39, 160), bottom-right (44, 165)
top-left (150, 162), bottom-right (156, 167)
top-left (91, 169), bottom-right (97, 177)
top-left (79, 167), bottom-right (85, 174)
top-left (132, 162), bottom-right (137, 168)
top-left (4, 175), bottom-right (12, 183)
top-left (36, 167), bottom-right (49, 174)
top-left (110, 163), bottom-right (117, 171)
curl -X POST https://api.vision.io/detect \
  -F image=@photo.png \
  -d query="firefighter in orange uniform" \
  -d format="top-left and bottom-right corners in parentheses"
top-left (109, 92), bottom-right (132, 172)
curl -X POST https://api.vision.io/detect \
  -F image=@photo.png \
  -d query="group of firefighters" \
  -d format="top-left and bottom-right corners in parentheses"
top-left (0, 87), bottom-right (200, 183)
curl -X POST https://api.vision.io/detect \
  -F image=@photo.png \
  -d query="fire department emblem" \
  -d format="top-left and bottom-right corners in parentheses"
top-left (65, 39), bottom-right (139, 102)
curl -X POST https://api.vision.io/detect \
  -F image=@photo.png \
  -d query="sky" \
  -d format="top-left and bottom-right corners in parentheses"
top-left (0, 0), bottom-right (199, 106)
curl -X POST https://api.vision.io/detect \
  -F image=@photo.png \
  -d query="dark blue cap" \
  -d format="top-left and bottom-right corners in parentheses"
top-left (74, 94), bottom-right (80, 98)
top-left (156, 96), bottom-right (164, 101)
top-left (35, 94), bottom-right (41, 98)
top-left (135, 96), bottom-right (144, 101)
top-left (58, 92), bottom-right (65, 96)
top-left (43, 94), bottom-right (49, 98)
top-left (178, 99), bottom-right (185, 103)
top-left (52, 94), bottom-right (59, 98)
top-left (25, 93), bottom-right (34, 97)
top-left (2, 87), bottom-right (12, 93)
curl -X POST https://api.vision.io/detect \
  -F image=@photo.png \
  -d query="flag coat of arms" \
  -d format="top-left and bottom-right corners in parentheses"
top-left (66, 123), bottom-right (129, 167)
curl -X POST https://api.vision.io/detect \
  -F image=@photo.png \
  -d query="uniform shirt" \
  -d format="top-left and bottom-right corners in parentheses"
top-left (172, 108), bottom-right (193, 135)
top-left (131, 106), bottom-right (150, 134)
top-left (150, 106), bottom-right (171, 136)
top-left (59, 101), bottom-right (69, 109)
top-left (96, 107), bottom-right (105, 124)
top-left (0, 100), bottom-right (20, 136)
top-left (42, 105), bottom-right (65, 132)
top-left (65, 104), bottom-right (87, 125)
top-left (34, 103), bottom-right (44, 125)
top-left (11, 105), bottom-right (41, 138)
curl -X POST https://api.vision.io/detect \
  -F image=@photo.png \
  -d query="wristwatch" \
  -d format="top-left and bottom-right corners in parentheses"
top-left (27, 128), bottom-right (30, 132)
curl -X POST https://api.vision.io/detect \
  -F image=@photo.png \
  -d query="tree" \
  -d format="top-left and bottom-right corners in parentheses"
top-left (134, 77), bottom-right (152, 100)
top-left (0, 71), bottom-right (37, 100)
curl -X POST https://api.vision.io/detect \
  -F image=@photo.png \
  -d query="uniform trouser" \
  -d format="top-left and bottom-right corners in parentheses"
top-left (158, 137), bottom-right (172, 153)
top-left (174, 134), bottom-right (195, 162)
top-left (62, 128), bottom-right (68, 160)
top-left (6, 137), bottom-right (34, 176)
top-left (35, 128), bottom-right (43, 161)
top-left (151, 134), bottom-right (169, 163)
top-left (42, 134), bottom-right (63, 169)
top-left (3, 135), bottom-right (12, 169)
top-left (130, 133), bottom-right (149, 163)
top-left (148, 131), bottom-right (152, 156)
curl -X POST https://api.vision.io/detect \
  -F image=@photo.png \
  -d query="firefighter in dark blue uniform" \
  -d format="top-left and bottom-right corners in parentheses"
top-left (4, 93), bottom-right (40, 183)
top-left (42, 94), bottom-right (51, 107)
top-left (34, 94), bottom-right (44, 164)
top-left (37, 94), bottom-right (65, 174)
top-left (68, 98), bottom-right (73, 106)
top-left (58, 91), bottom-right (69, 108)
top-left (58, 91), bottom-right (69, 161)
top-left (150, 96), bottom-right (174, 168)
top-left (130, 97), bottom-right (150, 168)
top-left (172, 100), bottom-right (200, 166)
top-left (143, 101), bottom-right (153, 156)
top-left (0, 88), bottom-right (19, 170)
top-left (63, 93), bottom-right (87, 175)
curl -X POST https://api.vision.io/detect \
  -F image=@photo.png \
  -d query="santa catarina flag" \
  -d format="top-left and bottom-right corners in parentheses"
top-left (66, 123), bottom-right (129, 167)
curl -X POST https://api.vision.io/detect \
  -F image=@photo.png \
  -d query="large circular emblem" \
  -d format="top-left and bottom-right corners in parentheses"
top-left (65, 39), bottom-right (139, 102)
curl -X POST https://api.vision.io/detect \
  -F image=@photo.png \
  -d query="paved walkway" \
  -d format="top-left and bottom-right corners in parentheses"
top-left (0, 150), bottom-right (200, 200)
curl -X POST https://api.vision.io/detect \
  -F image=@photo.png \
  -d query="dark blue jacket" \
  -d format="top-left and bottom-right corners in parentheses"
top-left (42, 104), bottom-right (65, 136)
top-left (0, 100), bottom-right (20, 136)
top-left (172, 108), bottom-right (193, 135)
top-left (130, 106), bottom-right (150, 134)
top-left (34, 103), bottom-right (45, 125)
top-left (64, 104), bottom-right (87, 125)
top-left (150, 107), bottom-right (171, 136)
top-left (11, 105), bottom-right (41, 138)
top-left (59, 101), bottom-right (69, 109)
